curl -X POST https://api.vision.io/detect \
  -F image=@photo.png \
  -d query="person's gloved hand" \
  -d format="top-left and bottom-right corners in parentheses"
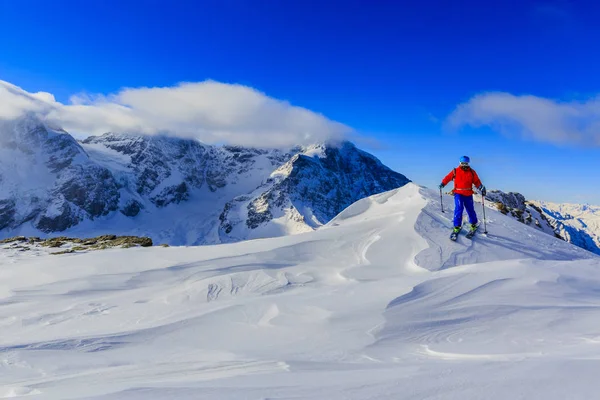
top-left (479, 185), bottom-right (487, 196)
top-left (438, 183), bottom-right (445, 190)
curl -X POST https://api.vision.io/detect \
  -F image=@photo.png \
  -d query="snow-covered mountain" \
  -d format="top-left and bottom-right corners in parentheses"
top-left (218, 142), bottom-right (409, 242)
top-left (0, 115), bottom-right (409, 244)
top-left (486, 190), bottom-right (600, 255)
top-left (0, 115), bottom-right (120, 233)
top-left (2, 184), bottom-right (599, 399)
top-left (529, 200), bottom-right (600, 255)
top-left (485, 190), bottom-right (559, 237)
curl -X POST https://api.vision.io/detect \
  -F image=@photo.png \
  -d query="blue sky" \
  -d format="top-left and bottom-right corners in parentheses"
top-left (1, 0), bottom-right (599, 204)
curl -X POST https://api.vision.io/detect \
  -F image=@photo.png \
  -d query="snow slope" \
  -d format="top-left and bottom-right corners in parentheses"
top-left (1, 183), bottom-right (599, 399)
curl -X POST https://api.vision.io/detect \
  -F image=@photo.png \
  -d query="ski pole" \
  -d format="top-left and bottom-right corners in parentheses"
top-left (440, 188), bottom-right (444, 213)
top-left (481, 195), bottom-right (488, 234)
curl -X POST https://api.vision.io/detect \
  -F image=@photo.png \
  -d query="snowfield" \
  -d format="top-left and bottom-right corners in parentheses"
top-left (1, 183), bottom-right (599, 399)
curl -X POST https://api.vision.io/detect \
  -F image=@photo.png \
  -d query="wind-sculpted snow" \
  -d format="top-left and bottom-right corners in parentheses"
top-left (1, 183), bottom-right (599, 399)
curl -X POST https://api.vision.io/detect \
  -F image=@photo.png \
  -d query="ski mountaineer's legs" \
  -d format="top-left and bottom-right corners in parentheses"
top-left (454, 194), bottom-right (478, 227)
top-left (463, 195), bottom-right (478, 225)
top-left (453, 194), bottom-right (465, 227)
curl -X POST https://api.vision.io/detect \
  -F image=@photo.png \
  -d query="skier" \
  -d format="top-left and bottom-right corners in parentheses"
top-left (438, 156), bottom-right (486, 239)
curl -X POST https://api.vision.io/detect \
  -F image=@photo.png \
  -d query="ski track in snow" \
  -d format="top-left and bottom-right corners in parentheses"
top-left (1, 183), bottom-right (600, 399)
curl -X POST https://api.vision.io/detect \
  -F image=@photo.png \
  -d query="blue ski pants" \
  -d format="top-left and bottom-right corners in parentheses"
top-left (454, 194), bottom-right (478, 227)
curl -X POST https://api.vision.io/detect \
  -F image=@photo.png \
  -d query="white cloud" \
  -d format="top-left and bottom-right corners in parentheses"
top-left (446, 92), bottom-right (600, 146)
top-left (0, 80), bottom-right (350, 148)
top-left (0, 81), bottom-right (57, 119)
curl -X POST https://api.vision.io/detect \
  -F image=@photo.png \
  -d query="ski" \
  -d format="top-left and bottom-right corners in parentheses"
top-left (450, 228), bottom-right (462, 241)
top-left (465, 224), bottom-right (479, 239)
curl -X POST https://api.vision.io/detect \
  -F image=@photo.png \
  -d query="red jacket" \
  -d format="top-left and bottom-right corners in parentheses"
top-left (442, 167), bottom-right (482, 196)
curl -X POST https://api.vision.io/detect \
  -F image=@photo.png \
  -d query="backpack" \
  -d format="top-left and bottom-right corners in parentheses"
top-left (449, 167), bottom-right (477, 195)
top-left (452, 167), bottom-right (475, 181)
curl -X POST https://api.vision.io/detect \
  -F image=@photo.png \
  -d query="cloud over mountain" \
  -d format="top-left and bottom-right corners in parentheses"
top-left (0, 80), bottom-right (350, 148)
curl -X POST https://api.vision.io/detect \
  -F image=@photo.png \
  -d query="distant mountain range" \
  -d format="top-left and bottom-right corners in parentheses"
top-left (486, 190), bottom-right (600, 255)
top-left (0, 114), bottom-right (410, 245)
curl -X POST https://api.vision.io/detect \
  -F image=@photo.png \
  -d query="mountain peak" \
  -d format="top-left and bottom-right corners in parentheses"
top-left (0, 125), bottom-right (410, 245)
top-left (218, 141), bottom-right (410, 242)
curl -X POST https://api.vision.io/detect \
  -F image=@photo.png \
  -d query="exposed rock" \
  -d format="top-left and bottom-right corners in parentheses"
top-left (1, 234), bottom-right (154, 255)
top-left (0, 236), bottom-right (27, 244)
top-left (101, 236), bottom-right (153, 248)
top-left (151, 182), bottom-right (189, 208)
top-left (41, 236), bottom-right (79, 247)
top-left (0, 200), bottom-right (16, 230)
top-left (36, 202), bottom-right (82, 232)
top-left (57, 166), bottom-right (119, 217)
top-left (246, 194), bottom-right (273, 230)
top-left (487, 191), bottom-right (526, 210)
top-left (121, 200), bottom-right (143, 217)
top-left (50, 249), bottom-right (75, 255)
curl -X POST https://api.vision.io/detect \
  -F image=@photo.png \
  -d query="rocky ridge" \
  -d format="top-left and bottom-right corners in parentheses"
top-left (487, 190), bottom-right (600, 255)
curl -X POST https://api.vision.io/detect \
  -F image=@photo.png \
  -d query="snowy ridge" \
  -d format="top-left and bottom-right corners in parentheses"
top-left (1, 183), bottom-right (598, 399)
